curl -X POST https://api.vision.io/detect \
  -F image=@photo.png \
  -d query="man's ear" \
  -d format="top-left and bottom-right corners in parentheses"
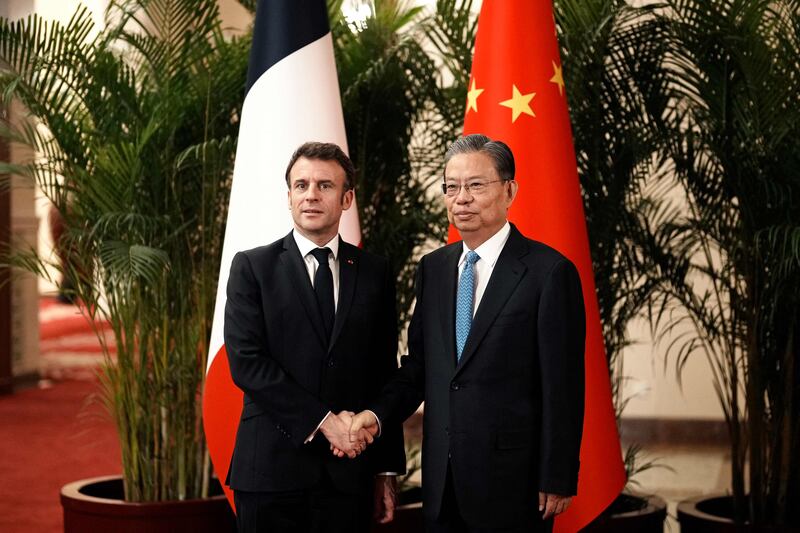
top-left (341, 188), bottom-right (354, 211)
top-left (506, 180), bottom-right (519, 205)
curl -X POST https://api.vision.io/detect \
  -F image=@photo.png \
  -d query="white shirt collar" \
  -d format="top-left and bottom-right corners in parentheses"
top-left (293, 229), bottom-right (340, 260)
top-left (459, 221), bottom-right (511, 267)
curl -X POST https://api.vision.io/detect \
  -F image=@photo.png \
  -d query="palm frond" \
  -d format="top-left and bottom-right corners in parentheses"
top-left (99, 240), bottom-right (170, 284)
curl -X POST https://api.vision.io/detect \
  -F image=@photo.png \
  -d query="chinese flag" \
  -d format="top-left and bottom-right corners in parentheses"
top-left (454, 0), bottom-right (626, 530)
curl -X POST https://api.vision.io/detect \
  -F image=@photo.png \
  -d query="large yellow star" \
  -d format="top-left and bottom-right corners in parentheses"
top-left (550, 61), bottom-right (565, 96)
top-left (466, 79), bottom-right (484, 114)
top-left (499, 84), bottom-right (535, 122)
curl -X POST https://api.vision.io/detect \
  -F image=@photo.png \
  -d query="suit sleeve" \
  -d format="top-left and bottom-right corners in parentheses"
top-left (537, 258), bottom-right (585, 496)
top-left (367, 259), bottom-right (407, 475)
top-left (224, 251), bottom-right (330, 448)
top-left (369, 256), bottom-right (426, 426)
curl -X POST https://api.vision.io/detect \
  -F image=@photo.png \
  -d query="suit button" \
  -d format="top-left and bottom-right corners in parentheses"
top-left (450, 382), bottom-right (460, 391)
top-left (328, 359), bottom-right (335, 367)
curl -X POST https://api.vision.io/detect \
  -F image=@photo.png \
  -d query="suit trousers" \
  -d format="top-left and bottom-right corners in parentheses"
top-left (234, 470), bottom-right (373, 533)
top-left (425, 464), bottom-right (554, 533)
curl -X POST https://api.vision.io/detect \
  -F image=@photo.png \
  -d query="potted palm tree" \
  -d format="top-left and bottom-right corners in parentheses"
top-left (650, 0), bottom-right (800, 529)
top-left (0, 0), bottom-right (248, 529)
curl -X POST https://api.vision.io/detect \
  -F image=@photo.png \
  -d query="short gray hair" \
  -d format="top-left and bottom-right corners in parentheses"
top-left (444, 134), bottom-right (515, 181)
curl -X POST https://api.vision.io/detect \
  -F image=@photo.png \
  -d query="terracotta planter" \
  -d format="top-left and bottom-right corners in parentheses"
top-left (60, 475), bottom-right (235, 533)
top-left (581, 492), bottom-right (667, 532)
top-left (677, 493), bottom-right (800, 533)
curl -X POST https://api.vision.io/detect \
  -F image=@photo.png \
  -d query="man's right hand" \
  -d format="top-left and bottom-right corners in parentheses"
top-left (349, 410), bottom-right (380, 444)
top-left (320, 411), bottom-right (373, 458)
top-left (329, 412), bottom-right (380, 458)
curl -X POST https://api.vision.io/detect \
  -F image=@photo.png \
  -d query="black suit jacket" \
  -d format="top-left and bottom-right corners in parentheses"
top-left (370, 224), bottom-right (585, 528)
top-left (224, 232), bottom-right (405, 495)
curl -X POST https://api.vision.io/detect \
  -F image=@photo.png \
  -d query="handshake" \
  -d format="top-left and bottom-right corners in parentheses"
top-left (319, 410), bottom-right (379, 459)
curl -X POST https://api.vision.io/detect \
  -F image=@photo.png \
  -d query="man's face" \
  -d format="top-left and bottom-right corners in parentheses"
top-left (444, 151), bottom-right (517, 246)
top-left (287, 157), bottom-right (353, 242)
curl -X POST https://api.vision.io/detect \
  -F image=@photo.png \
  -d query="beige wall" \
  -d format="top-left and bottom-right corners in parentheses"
top-left (621, 317), bottom-right (724, 419)
top-left (618, 175), bottom-right (726, 420)
top-left (218, 0), bottom-right (252, 36)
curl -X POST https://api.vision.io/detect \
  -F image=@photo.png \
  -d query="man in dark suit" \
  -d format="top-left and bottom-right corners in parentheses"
top-left (224, 142), bottom-right (405, 533)
top-left (349, 134), bottom-right (585, 532)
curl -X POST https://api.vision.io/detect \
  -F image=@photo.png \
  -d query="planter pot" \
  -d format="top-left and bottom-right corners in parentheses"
top-left (581, 491), bottom-right (667, 532)
top-left (372, 486), bottom-right (424, 533)
top-left (61, 475), bottom-right (235, 533)
top-left (678, 493), bottom-right (800, 533)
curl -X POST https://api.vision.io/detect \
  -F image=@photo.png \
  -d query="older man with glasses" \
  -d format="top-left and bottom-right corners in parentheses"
top-left (346, 134), bottom-right (586, 532)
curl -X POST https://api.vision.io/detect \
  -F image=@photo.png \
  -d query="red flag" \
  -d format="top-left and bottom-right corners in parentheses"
top-left (455, 1), bottom-right (625, 529)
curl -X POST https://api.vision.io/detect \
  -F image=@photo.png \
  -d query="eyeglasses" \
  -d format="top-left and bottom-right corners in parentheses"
top-left (441, 180), bottom-right (506, 197)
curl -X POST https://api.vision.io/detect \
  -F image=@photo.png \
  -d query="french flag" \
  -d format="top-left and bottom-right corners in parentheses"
top-left (202, 0), bottom-right (360, 508)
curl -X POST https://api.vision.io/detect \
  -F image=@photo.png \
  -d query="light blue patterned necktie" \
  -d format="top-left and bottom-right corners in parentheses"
top-left (456, 250), bottom-right (480, 362)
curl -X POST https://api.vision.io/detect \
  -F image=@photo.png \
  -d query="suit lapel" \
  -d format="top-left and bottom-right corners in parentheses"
top-left (438, 244), bottom-right (461, 369)
top-left (279, 232), bottom-right (328, 348)
top-left (329, 238), bottom-right (357, 353)
top-left (455, 227), bottom-right (528, 374)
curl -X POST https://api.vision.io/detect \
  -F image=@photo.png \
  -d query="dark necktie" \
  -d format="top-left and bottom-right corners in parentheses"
top-left (310, 247), bottom-right (335, 341)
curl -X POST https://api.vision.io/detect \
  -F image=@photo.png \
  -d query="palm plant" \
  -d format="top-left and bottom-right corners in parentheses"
top-left (554, 0), bottom-right (675, 485)
top-left (329, 0), bottom-right (476, 329)
top-left (652, 0), bottom-right (800, 525)
top-left (0, 0), bottom-right (248, 501)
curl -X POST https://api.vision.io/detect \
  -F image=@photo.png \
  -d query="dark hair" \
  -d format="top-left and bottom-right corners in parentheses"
top-left (444, 134), bottom-right (515, 181)
top-left (285, 142), bottom-right (356, 190)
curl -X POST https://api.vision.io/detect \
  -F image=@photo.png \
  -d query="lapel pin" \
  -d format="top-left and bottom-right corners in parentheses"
top-left (346, 259), bottom-right (354, 265)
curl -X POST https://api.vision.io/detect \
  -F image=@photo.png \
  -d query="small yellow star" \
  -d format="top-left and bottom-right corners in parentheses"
top-left (550, 62), bottom-right (565, 96)
top-left (466, 79), bottom-right (484, 114)
top-left (499, 84), bottom-right (535, 122)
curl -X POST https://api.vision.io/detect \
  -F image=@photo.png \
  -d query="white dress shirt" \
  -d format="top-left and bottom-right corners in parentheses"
top-left (457, 221), bottom-right (512, 317)
top-left (293, 229), bottom-right (340, 309)
top-left (294, 230), bottom-right (341, 443)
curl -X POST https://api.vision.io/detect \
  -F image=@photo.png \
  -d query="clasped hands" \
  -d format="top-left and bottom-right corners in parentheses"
top-left (320, 410), bottom-right (378, 459)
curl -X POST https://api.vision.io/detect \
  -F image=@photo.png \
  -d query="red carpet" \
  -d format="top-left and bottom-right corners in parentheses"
top-left (0, 297), bottom-right (118, 531)
top-left (39, 297), bottom-right (113, 380)
top-left (0, 380), bottom-right (120, 533)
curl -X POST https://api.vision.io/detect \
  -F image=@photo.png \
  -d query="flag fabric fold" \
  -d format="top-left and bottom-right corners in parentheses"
top-left (202, 0), bottom-right (359, 509)
top-left (455, 1), bottom-right (626, 529)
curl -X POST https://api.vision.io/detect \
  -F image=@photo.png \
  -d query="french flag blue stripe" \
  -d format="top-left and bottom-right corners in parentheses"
top-left (246, 0), bottom-right (330, 93)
